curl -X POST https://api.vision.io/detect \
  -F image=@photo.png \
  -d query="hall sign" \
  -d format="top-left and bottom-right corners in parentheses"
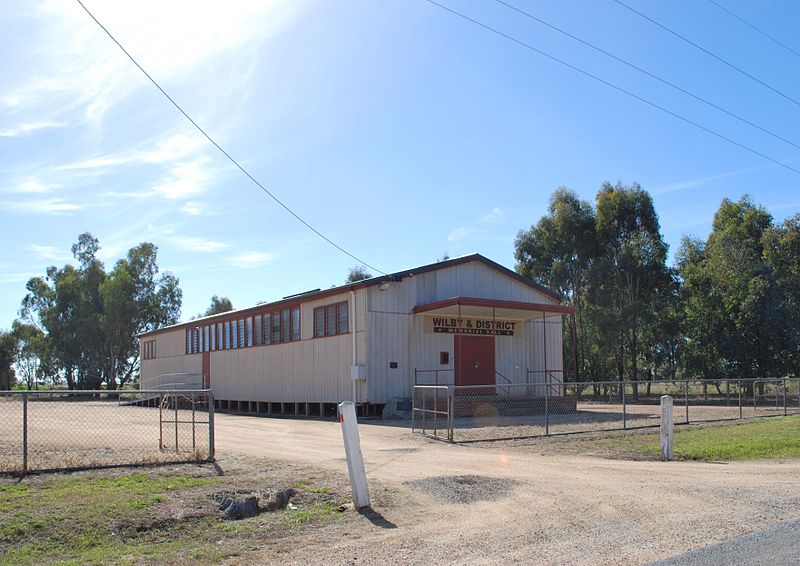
top-left (425, 316), bottom-right (519, 337)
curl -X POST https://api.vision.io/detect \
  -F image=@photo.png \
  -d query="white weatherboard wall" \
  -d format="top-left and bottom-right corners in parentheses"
top-left (365, 261), bottom-right (563, 402)
top-left (141, 328), bottom-right (201, 388)
top-left (211, 289), bottom-right (367, 403)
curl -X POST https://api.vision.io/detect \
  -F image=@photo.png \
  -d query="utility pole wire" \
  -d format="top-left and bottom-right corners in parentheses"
top-left (423, 0), bottom-right (800, 176)
top-left (74, 0), bottom-right (387, 276)
top-left (611, 0), bottom-right (800, 110)
top-left (495, 0), bottom-right (800, 152)
top-left (706, 0), bottom-right (800, 60)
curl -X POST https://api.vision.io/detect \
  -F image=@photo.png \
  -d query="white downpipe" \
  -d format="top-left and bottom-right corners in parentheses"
top-left (351, 289), bottom-right (357, 404)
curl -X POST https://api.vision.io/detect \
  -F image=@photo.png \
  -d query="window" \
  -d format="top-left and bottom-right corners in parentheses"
top-left (271, 313), bottom-right (280, 344)
top-left (263, 314), bottom-right (271, 345)
top-left (203, 326), bottom-right (210, 352)
top-left (325, 305), bottom-right (336, 336)
top-left (314, 308), bottom-right (325, 338)
top-left (314, 301), bottom-right (349, 338)
top-left (291, 307), bottom-right (300, 342)
top-left (143, 340), bottom-right (157, 360)
top-left (238, 319), bottom-right (245, 348)
top-left (192, 328), bottom-right (199, 353)
top-left (246, 317), bottom-right (253, 347)
top-left (232, 320), bottom-right (238, 349)
top-left (217, 323), bottom-right (223, 350)
top-left (210, 325), bottom-right (216, 351)
top-left (254, 315), bottom-right (262, 346)
top-left (186, 329), bottom-right (191, 354)
top-left (337, 303), bottom-right (348, 334)
top-left (281, 309), bottom-right (290, 343)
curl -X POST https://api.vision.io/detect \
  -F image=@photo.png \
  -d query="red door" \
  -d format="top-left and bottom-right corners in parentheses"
top-left (455, 336), bottom-right (495, 389)
top-left (202, 351), bottom-right (210, 389)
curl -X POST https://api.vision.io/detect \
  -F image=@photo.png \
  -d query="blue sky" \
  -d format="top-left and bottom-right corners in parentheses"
top-left (2, 0), bottom-right (799, 327)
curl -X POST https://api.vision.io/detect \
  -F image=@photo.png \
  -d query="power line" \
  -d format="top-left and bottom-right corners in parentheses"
top-left (611, 0), bottom-right (800, 110)
top-left (423, 0), bottom-right (800, 176)
top-left (494, 0), bottom-right (800, 152)
top-left (74, 0), bottom-right (387, 276)
top-left (706, 0), bottom-right (800, 59)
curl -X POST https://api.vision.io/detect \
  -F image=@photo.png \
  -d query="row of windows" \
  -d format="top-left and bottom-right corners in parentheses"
top-left (185, 302), bottom-right (348, 354)
top-left (313, 302), bottom-right (349, 337)
top-left (142, 340), bottom-right (156, 360)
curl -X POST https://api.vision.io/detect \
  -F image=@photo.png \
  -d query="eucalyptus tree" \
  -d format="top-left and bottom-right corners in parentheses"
top-left (19, 233), bottom-right (182, 389)
top-left (515, 188), bottom-right (597, 380)
top-left (592, 182), bottom-right (670, 395)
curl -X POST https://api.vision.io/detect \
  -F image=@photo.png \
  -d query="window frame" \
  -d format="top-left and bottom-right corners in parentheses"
top-left (313, 301), bottom-right (349, 339)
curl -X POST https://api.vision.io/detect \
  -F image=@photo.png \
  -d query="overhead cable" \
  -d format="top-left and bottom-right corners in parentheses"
top-left (74, 0), bottom-right (387, 276)
top-left (495, 0), bottom-right (800, 152)
top-left (423, 0), bottom-right (800, 176)
top-left (611, 0), bottom-right (800, 109)
top-left (706, 0), bottom-right (800, 60)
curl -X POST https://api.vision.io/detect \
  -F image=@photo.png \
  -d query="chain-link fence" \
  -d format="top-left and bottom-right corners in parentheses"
top-left (0, 389), bottom-right (214, 475)
top-left (412, 378), bottom-right (800, 442)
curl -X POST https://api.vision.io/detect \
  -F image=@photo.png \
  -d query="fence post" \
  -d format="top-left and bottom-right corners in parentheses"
top-left (207, 391), bottom-right (215, 461)
top-left (22, 392), bottom-right (28, 476)
top-left (447, 389), bottom-right (454, 442)
top-left (783, 379), bottom-right (788, 417)
top-left (338, 401), bottom-right (370, 510)
top-left (191, 391), bottom-right (196, 452)
top-left (738, 380), bottom-right (743, 419)
top-left (622, 382), bottom-right (627, 430)
top-left (684, 381), bottom-right (689, 424)
top-left (660, 395), bottom-right (673, 461)
top-left (544, 379), bottom-right (550, 436)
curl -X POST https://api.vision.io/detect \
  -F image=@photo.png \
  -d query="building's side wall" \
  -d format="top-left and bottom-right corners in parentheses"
top-left (207, 289), bottom-right (366, 403)
top-left (140, 328), bottom-right (202, 389)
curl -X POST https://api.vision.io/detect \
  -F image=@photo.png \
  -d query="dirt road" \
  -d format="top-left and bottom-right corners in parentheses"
top-left (213, 413), bottom-right (800, 565)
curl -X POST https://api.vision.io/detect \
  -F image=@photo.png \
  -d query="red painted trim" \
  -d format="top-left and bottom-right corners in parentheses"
top-left (140, 254), bottom-right (562, 338)
top-left (413, 296), bottom-right (574, 315)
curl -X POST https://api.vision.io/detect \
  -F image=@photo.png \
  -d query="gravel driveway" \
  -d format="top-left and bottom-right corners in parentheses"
top-left (213, 413), bottom-right (800, 565)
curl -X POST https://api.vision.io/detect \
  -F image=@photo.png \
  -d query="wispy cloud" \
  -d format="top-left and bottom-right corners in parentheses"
top-left (448, 227), bottom-right (476, 242)
top-left (228, 251), bottom-right (275, 268)
top-left (28, 244), bottom-right (69, 262)
top-left (649, 164), bottom-right (771, 195)
top-left (171, 236), bottom-right (227, 253)
top-left (0, 273), bottom-right (31, 285)
top-left (4, 178), bottom-right (56, 194)
top-left (4, 0), bottom-right (304, 127)
top-left (7, 198), bottom-right (80, 215)
top-left (150, 159), bottom-right (214, 200)
top-left (0, 120), bottom-right (64, 137)
top-left (479, 207), bottom-right (504, 223)
top-left (180, 202), bottom-right (203, 215)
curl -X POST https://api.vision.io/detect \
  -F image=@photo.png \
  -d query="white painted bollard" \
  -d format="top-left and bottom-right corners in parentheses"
top-left (660, 395), bottom-right (673, 462)
top-left (338, 401), bottom-right (370, 510)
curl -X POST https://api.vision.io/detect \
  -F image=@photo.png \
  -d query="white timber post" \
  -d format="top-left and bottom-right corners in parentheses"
top-left (338, 401), bottom-right (370, 509)
top-left (660, 394), bottom-right (673, 462)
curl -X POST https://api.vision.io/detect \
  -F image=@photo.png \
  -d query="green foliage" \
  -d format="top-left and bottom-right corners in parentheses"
top-left (345, 265), bottom-right (372, 283)
top-left (679, 196), bottom-right (799, 379)
top-left (204, 295), bottom-right (234, 317)
top-left (516, 183), bottom-right (672, 386)
top-left (517, 187), bottom-right (799, 384)
top-left (17, 233), bottom-right (183, 390)
top-left (0, 330), bottom-right (18, 390)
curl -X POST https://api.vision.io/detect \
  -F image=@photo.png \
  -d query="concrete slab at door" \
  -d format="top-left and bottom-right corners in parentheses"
top-left (455, 336), bottom-right (495, 387)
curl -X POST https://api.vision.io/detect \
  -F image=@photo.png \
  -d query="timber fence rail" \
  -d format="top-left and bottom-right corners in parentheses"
top-left (0, 389), bottom-right (215, 475)
top-left (412, 378), bottom-right (800, 442)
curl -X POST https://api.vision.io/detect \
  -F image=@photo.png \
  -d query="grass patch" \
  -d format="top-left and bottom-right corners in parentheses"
top-left (0, 464), bottom-right (352, 565)
top-left (541, 416), bottom-right (800, 461)
top-left (0, 472), bottom-right (220, 565)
